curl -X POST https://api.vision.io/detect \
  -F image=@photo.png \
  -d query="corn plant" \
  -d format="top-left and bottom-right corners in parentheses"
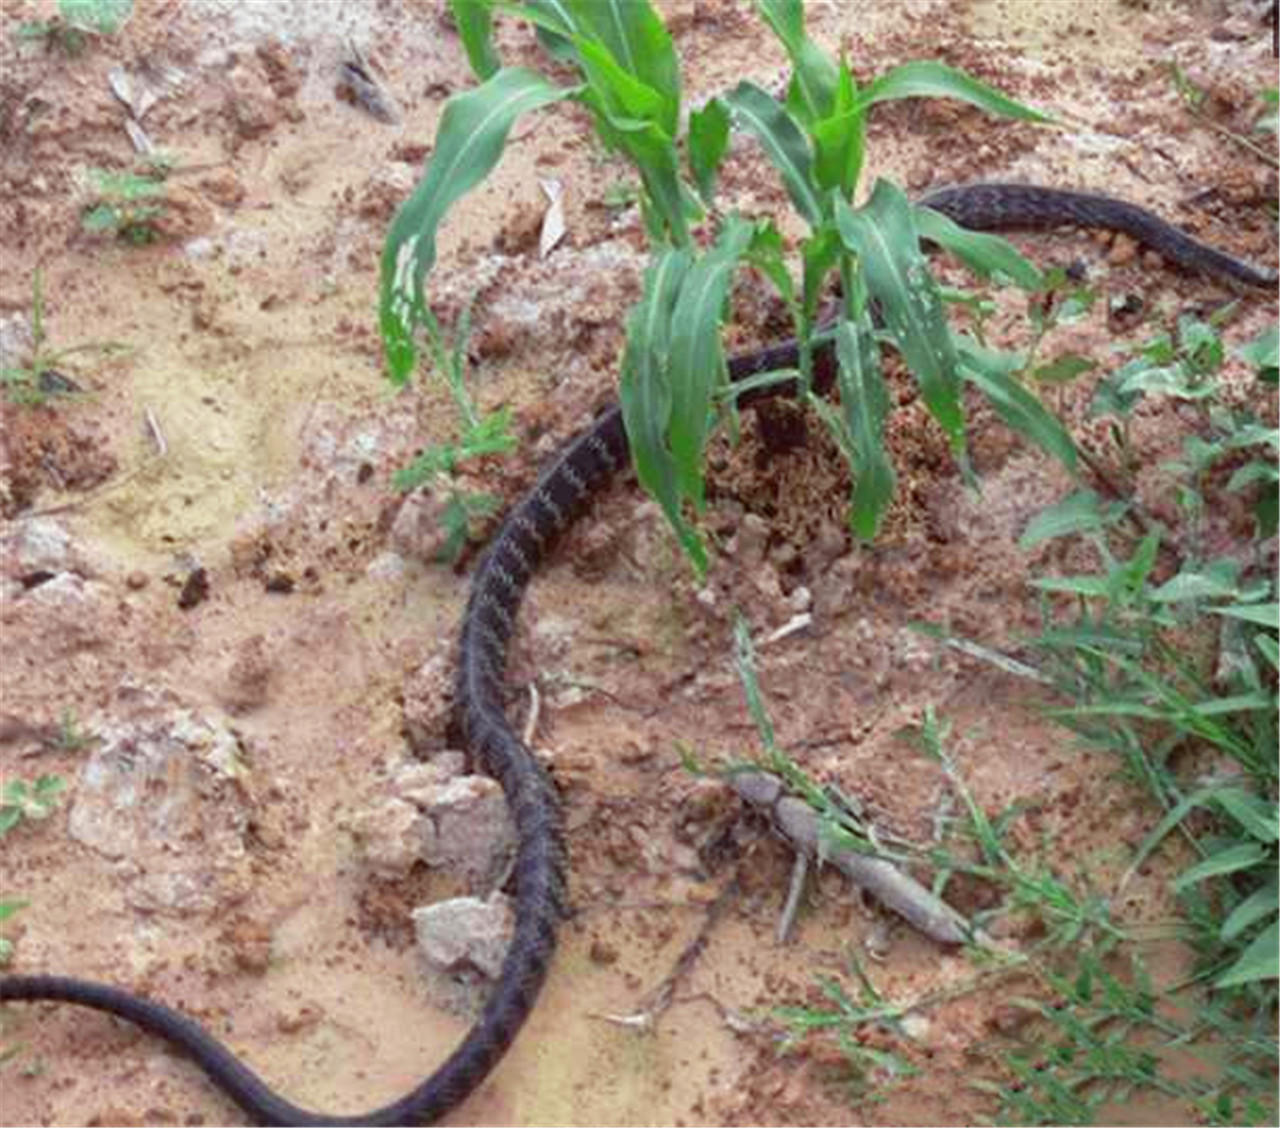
top-left (380, 0), bottom-right (1077, 572)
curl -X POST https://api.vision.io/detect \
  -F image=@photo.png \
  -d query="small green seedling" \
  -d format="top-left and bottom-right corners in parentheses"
top-left (82, 167), bottom-right (169, 245)
top-left (0, 899), bottom-right (28, 967)
top-left (0, 776), bottom-right (66, 837)
top-left (0, 270), bottom-right (129, 405)
top-left (13, 0), bottom-right (133, 55)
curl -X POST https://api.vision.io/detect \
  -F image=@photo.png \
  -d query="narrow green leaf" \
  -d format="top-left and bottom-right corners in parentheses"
top-left (451, 0), bottom-right (501, 80)
top-left (1220, 877), bottom-right (1279, 940)
top-left (914, 204), bottom-right (1043, 290)
top-left (960, 350), bottom-right (1078, 473)
top-left (1031, 354), bottom-right (1097, 385)
top-left (1174, 842), bottom-right (1267, 889)
top-left (567, 0), bottom-right (680, 135)
top-left (757, 0), bottom-right (839, 124)
top-left (856, 60), bottom-right (1052, 123)
top-left (1211, 602), bottom-right (1279, 628)
top-left (745, 220), bottom-right (795, 306)
top-left (1151, 570), bottom-right (1243, 603)
top-left (1256, 633), bottom-right (1278, 671)
top-left (573, 36), bottom-right (688, 243)
top-left (1214, 789), bottom-right (1280, 843)
top-left (801, 227), bottom-right (840, 322)
top-left (724, 81), bottom-right (822, 226)
top-left (1019, 490), bottom-right (1108, 547)
top-left (667, 217), bottom-right (754, 505)
top-left (832, 316), bottom-right (895, 540)
top-left (1214, 920), bottom-right (1279, 987)
top-left (811, 60), bottom-right (864, 197)
top-left (619, 250), bottom-right (706, 571)
top-left (688, 98), bottom-right (730, 205)
top-left (379, 67), bottom-right (574, 383)
top-left (1030, 576), bottom-right (1113, 598)
top-left (835, 182), bottom-right (964, 449)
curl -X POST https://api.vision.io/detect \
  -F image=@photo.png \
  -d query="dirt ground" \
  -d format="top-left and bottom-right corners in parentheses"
top-left (0, 0), bottom-right (1276, 1125)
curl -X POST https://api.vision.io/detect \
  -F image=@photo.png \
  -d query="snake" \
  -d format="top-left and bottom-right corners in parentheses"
top-left (1, 184), bottom-right (1274, 1126)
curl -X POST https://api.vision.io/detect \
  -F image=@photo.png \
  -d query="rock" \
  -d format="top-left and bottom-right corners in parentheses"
top-left (1, 517), bottom-right (84, 580)
top-left (350, 795), bottom-right (422, 878)
top-left (415, 772), bottom-right (515, 883)
top-left (352, 756), bottom-right (514, 886)
top-left (69, 687), bottom-right (252, 914)
top-left (388, 490), bottom-right (452, 563)
top-left (414, 894), bottom-right (514, 981)
top-left (7, 573), bottom-right (109, 654)
top-left (216, 633), bottom-right (274, 714)
top-left (402, 653), bottom-right (454, 754)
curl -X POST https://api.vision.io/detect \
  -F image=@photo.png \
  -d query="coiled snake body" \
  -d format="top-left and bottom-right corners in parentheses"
top-left (1, 185), bottom-right (1273, 1125)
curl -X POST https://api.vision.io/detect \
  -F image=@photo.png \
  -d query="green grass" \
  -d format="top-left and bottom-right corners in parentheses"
top-left (1, 270), bottom-right (129, 405)
top-left (389, 304), bottom-right (515, 563)
top-left (717, 309), bottom-right (1277, 1122)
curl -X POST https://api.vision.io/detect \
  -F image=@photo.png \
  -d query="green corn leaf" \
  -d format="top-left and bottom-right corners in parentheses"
top-left (573, 37), bottom-right (688, 243)
top-left (856, 60), bottom-right (1052, 123)
top-left (451, 0), bottom-right (501, 80)
top-left (745, 219), bottom-right (795, 306)
top-left (757, 0), bottom-right (840, 126)
top-left (913, 204), bottom-right (1043, 290)
top-left (959, 343), bottom-right (1078, 473)
top-left (619, 249), bottom-right (706, 571)
top-left (835, 181), bottom-right (964, 450)
top-left (831, 315), bottom-right (895, 540)
top-left (515, 0), bottom-right (578, 61)
top-left (688, 97), bottom-right (730, 205)
top-left (567, 0), bottom-right (680, 135)
top-left (1214, 920), bottom-right (1279, 987)
top-left (724, 81), bottom-right (822, 226)
top-left (668, 217), bottom-right (754, 505)
top-left (574, 33), bottom-right (666, 122)
top-left (1151, 569), bottom-right (1243, 603)
top-left (379, 67), bottom-right (574, 383)
top-left (810, 60), bottom-right (864, 197)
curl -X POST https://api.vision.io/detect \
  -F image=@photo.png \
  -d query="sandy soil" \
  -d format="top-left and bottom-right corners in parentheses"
top-left (0, 0), bottom-right (1276, 1125)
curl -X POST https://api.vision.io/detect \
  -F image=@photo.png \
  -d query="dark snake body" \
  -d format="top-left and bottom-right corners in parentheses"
top-left (1, 185), bottom-right (1273, 1126)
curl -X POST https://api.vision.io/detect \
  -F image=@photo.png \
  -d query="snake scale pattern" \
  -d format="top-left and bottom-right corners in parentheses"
top-left (1, 185), bottom-right (1274, 1126)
